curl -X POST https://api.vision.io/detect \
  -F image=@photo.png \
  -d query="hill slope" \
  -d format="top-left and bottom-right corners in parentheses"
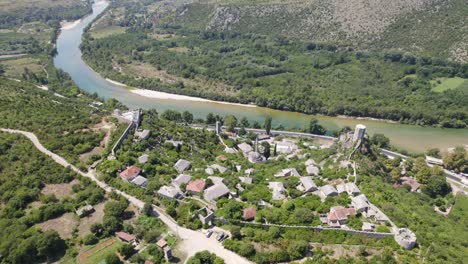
top-left (170, 0), bottom-right (467, 62)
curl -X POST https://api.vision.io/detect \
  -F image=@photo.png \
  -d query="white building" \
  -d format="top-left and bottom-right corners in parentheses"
top-left (353, 124), bottom-right (366, 142)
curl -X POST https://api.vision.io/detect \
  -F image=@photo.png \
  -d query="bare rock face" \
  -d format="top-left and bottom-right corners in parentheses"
top-left (395, 228), bottom-right (417, 249)
top-left (207, 6), bottom-right (241, 31)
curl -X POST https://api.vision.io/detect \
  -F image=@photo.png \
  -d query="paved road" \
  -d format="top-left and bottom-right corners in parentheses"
top-left (0, 128), bottom-right (251, 264)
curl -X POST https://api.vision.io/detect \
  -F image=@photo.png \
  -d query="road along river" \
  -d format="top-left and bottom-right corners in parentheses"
top-left (53, 0), bottom-right (468, 153)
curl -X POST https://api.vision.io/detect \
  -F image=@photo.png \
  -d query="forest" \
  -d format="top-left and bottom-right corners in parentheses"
top-left (81, 30), bottom-right (468, 128)
top-left (0, 133), bottom-right (105, 263)
top-left (0, 0), bottom-right (92, 29)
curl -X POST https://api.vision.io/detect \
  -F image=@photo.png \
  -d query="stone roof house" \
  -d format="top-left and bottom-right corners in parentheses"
top-left (237, 143), bottom-right (253, 154)
top-left (306, 165), bottom-right (319, 176)
top-left (138, 154), bottom-right (149, 164)
top-left (297, 177), bottom-right (317, 192)
top-left (208, 176), bottom-right (224, 185)
top-left (336, 183), bottom-right (347, 194)
top-left (75, 205), bottom-right (94, 218)
top-left (204, 183), bottom-right (230, 203)
top-left (352, 194), bottom-right (370, 212)
top-left (345, 182), bottom-right (360, 196)
top-left (134, 129), bottom-right (150, 141)
top-left (172, 174), bottom-right (191, 187)
top-left (275, 140), bottom-right (298, 154)
top-left (305, 159), bottom-right (316, 166)
top-left (174, 159), bottom-right (191, 173)
top-left (248, 151), bottom-right (265, 163)
top-left (275, 168), bottom-right (300, 177)
top-left (158, 185), bottom-right (182, 199)
top-left (210, 164), bottom-right (227, 174)
top-left (165, 140), bottom-right (183, 148)
top-left (319, 185), bottom-right (338, 198)
top-left (239, 176), bottom-right (252, 185)
top-left (268, 182), bottom-right (286, 201)
top-left (362, 222), bottom-right (375, 232)
top-left (131, 175), bottom-right (147, 188)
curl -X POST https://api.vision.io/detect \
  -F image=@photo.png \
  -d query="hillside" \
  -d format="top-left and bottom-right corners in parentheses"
top-left (168, 0), bottom-right (467, 62)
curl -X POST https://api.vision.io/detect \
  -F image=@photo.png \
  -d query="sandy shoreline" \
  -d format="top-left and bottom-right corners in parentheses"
top-left (61, 19), bottom-right (81, 30)
top-left (105, 78), bottom-right (256, 108)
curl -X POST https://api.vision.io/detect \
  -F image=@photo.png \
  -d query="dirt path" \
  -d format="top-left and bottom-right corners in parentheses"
top-left (0, 128), bottom-right (252, 264)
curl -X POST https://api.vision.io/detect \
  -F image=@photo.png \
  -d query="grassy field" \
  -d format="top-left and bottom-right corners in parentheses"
top-left (0, 56), bottom-right (44, 77)
top-left (90, 26), bottom-right (126, 39)
top-left (431, 77), bottom-right (467, 92)
top-left (77, 238), bottom-right (123, 264)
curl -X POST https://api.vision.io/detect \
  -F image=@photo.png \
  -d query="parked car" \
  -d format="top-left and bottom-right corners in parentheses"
top-left (205, 230), bottom-right (213, 238)
top-left (216, 232), bottom-right (225, 242)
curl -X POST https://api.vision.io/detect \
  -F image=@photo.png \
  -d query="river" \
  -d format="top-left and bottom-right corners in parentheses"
top-left (53, 0), bottom-right (468, 153)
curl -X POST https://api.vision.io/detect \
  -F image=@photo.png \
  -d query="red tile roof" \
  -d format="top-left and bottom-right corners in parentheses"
top-left (327, 206), bottom-right (356, 222)
top-left (401, 177), bottom-right (420, 192)
top-left (186, 179), bottom-right (206, 193)
top-left (120, 166), bottom-right (141, 179)
top-left (115, 231), bottom-right (136, 242)
top-left (242, 207), bottom-right (256, 220)
top-left (217, 155), bottom-right (227, 161)
top-left (156, 239), bottom-right (168, 248)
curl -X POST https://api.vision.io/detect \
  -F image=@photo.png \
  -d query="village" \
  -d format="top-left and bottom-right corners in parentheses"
top-left (93, 108), bottom-right (422, 262)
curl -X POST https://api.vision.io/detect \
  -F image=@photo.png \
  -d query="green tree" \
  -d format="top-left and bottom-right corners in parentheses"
top-left (118, 244), bottom-right (135, 259)
top-left (390, 168), bottom-right (401, 183)
top-left (422, 175), bottom-right (451, 198)
top-left (142, 201), bottom-right (153, 216)
top-left (264, 116), bottom-right (272, 135)
top-left (443, 147), bottom-right (467, 173)
top-left (224, 115), bottom-right (237, 132)
top-left (105, 253), bottom-right (122, 264)
top-left (261, 141), bottom-right (270, 159)
top-left (183, 111), bottom-right (194, 124)
top-left (206, 113), bottom-right (216, 124)
top-left (426, 148), bottom-right (441, 158)
top-left (90, 223), bottom-right (103, 236)
top-left (287, 240), bottom-right (309, 260)
top-left (37, 231), bottom-right (66, 261)
top-left (222, 200), bottom-right (243, 220)
top-left (308, 118), bottom-right (325, 135)
top-left (240, 117), bottom-right (250, 128)
top-left (230, 226), bottom-right (242, 240)
top-left (371, 134), bottom-right (390, 148)
top-left (82, 234), bottom-right (98, 245)
top-left (239, 242), bottom-right (256, 257)
top-left (187, 251), bottom-right (225, 264)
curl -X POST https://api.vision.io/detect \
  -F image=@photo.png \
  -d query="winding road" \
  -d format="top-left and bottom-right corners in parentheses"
top-left (0, 128), bottom-right (251, 264)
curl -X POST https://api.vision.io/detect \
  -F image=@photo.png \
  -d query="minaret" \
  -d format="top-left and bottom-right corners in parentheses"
top-left (216, 121), bottom-right (221, 135)
top-left (255, 136), bottom-right (258, 152)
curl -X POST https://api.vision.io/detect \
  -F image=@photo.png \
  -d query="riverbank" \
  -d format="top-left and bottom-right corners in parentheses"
top-left (105, 78), bottom-right (257, 108)
top-left (61, 19), bottom-right (81, 30)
